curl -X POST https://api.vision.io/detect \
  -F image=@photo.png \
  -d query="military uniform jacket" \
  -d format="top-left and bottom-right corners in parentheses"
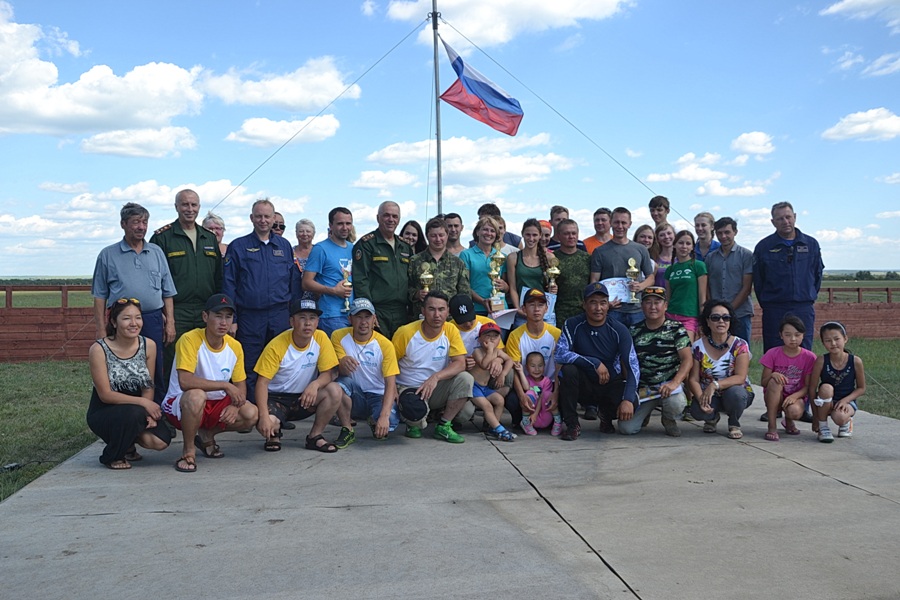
top-left (352, 230), bottom-right (412, 310)
top-left (150, 221), bottom-right (222, 308)
top-left (407, 249), bottom-right (471, 316)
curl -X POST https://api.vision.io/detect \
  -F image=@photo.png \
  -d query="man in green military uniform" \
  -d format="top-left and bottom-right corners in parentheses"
top-left (407, 216), bottom-right (470, 319)
top-left (352, 201), bottom-right (412, 338)
top-left (150, 189), bottom-right (223, 378)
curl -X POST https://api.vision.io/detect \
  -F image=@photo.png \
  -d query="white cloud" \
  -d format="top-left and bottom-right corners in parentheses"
top-left (862, 53), bottom-right (900, 76)
top-left (876, 210), bottom-right (900, 218)
top-left (822, 107), bottom-right (900, 141)
top-left (225, 115), bottom-right (340, 147)
top-left (81, 127), bottom-right (197, 158)
top-left (648, 153), bottom-right (727, 182)
top-left (361, 1), bottom-right (377, 16)
top-left (38, 181), bottom-right (89, 194)
top-left (201, 57), bottom-right (361, 112)
top-left (696, 180), bottom-right (767, 197)
top-left (677, 152), bottom-right (721, 165)
top-left (387, 0), bottom-right (633, 47)
top-left (820, 0), bottom-right (900, 33)
top-left (731, 131), bottom-right (775, 155)
top-left (835, 50), bottom-right (865, 70)
top-left (556, 33), bottom-right (584, 52)
top-left (729, 154), bottom-right (749, 166)
top-left (625, 148), bottom-right (642, 158)
top-left (352, 170), bottom-right (419, 195)
top-left (815, 227), bottom-right (864, 242)
top-left (877, 173), bottom-right (900, 184)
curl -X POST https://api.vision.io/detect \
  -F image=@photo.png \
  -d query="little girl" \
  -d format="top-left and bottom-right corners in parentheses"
top-left (665, 230), bottom-right (707, 342)
top-left (808, 321), bottom-right (866, 443)
top-left (759, 315), bottom-right (817, 441)
top-left (514, 352), bottom-right (562, 436)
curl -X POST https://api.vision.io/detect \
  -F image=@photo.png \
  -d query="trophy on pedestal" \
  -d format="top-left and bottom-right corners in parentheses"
top-left (341, 264), bottom-right (353, 312)
top-left (419, 263), bottom-right (434, 294)
top-left (545, 253), bottom-right (560, 289)
top-left (488, 252), bottom-right (506, 313)
top-left (625, 258), bottom-right (640, 303)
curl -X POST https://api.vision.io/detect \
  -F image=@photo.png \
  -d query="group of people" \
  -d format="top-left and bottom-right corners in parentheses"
top-left (86, 191), bottom-right (865, 471)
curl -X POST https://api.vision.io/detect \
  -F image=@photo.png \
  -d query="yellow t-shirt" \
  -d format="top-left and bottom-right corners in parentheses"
top-left (254, 329), bottom-right (338, 394)
top-left (332, 327), bottom-right (399, 394)
top-left (393, 321), bottom-right (467, 388)
top-left (505, 322), bottom-right (561, 378)
top-left (165, 328), bottom-right (246, 401)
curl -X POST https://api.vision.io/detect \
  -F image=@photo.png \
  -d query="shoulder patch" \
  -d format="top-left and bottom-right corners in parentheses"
top-left (355, 248), bottom-right (362, 261)
top-left (360, 232), bottom-right (375, 242)
top-left (154, 223), bottom-right (172, 235)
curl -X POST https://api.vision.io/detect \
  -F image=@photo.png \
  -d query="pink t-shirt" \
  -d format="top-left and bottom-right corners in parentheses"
top-left (759, 346), bottom-right (818, 397)
top-left (526, 374), bottom-right (555, 428)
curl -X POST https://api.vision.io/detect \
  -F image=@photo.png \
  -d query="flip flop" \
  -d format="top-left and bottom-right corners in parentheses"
top-left (174, 456), bottom-right (197, 473)
top-left (123, 446), bottom-right (143, 462)
top-left (194, 435), bottom-right (224, 458)
top-left (781, 420), bottom-right (800, 435)
top-left (106, 459), bottom-right (131, 470)
top-left (764, 431), bottom-right (780, 441)
top-left (728, 426), bottom-right (743, 440)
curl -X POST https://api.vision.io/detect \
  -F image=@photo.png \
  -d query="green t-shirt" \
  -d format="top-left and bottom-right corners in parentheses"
top-left (665, 259), bottom-right (707, 317)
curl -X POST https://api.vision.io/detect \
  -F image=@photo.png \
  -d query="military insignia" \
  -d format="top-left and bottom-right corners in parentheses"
top-left (166, 250), bottom-right (186, 257)
top-left (355, 248), bottom-right (362, 261)
top-left (154, 223), bottom-right (172, 235)
top-left (204, 251), bottom-right (217, 257)
top-left (273, 249), bottom-right (285, 257)
top-left (361, 232), bottom-right (374, 242)
top-left (373, 256), bottom-right (388, 262)
top-left (248, 247), bottom-right (260, 252)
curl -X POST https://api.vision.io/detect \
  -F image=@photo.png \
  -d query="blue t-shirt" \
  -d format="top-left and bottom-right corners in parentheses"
top-left (305, 238), bottom-right (354, 318)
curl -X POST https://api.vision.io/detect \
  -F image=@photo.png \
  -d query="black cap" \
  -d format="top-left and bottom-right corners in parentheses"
top-left (449, 294), bottom-right (476, 324)
top-left (204, 293), bottom-right (236, 313)
top-left (583, 282), bottom-right (610, 299)
top-left (398, 388), bottom-right (427, 422)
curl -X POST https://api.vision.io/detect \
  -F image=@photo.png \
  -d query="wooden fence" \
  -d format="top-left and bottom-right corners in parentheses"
top-left (1, 285), bottom-right (898, 363)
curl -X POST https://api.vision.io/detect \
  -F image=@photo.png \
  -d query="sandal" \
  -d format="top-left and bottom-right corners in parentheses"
top-left (194, 434), bottom-right (224, 458)
top-left (123, 445), bottom-right (143, 462)
top-left (728, 426), bottom-right (743, 440)
top-left (781, 420), bottom-right (800, 435)
top-left (703, 414), bottom-right (720, 433)
top-left (106, 459), bottom-right (131, 470)
top-left (264, 438), bottom-right (282, 452)
top-left (305, 434), bottom-right (338, 453)
top-left (174, 456), bottom-right (197, 473)
top-left (764, 431), bottom-right (780, 442)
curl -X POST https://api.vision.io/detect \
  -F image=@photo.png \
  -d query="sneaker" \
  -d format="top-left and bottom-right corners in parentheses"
top-left (561, 423), bottom-right (580, 441)
top-left (599, 419), bottom-right (616, 434)
top-left (818, 426), bottom-right (835, 443)
top-left (486, 427), bottom-right (515, 442)
top-left (662, 417), bottom-right (681, 437)
top-left (583, 405), bottom-right (599, 420)
top-left (550, 420), bottom-right (563, 437)
top-left (682, 406), bottom-right (695, 422)
top-left (838, 419), bottom-right (853, 438)
top-left (434, 421), bottom-right (465, 444)
top-left (334, 427), bottom-right (356, 449)
top-left (367, 417), bottom-right (387, 441)
top-left (405, 425), bottom-right (422, 439)
top-left (521, 419), bottom-right (537, 436)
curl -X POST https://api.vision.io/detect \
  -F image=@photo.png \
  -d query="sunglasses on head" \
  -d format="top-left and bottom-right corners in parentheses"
top-left (115, 297), bottom-right (141, 305)
top-left (708, 314), bottom-right (731, 322)
top-left (272, 223), bottom-right (286, 231)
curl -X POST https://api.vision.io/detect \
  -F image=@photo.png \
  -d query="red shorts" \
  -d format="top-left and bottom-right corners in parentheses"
top-left (164, 396), bottom-right (232, 431)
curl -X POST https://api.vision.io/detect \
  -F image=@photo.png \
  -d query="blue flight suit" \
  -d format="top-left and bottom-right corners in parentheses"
top-left (752, 228), bottom-right (823, 351)
top-left (223, 232), bottom-right (301, 397)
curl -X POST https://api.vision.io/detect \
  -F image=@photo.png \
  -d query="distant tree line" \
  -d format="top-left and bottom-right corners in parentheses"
top-left (850, 271), bottom-right (899, 281)
top-left (0, 278), bottom-right (92, 286)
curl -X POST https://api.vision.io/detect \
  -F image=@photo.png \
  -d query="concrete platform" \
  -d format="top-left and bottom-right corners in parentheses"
top-left (2, 394), bottom-right (899, 600)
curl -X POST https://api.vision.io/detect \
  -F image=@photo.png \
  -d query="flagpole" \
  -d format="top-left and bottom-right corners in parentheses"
top-left (430, 0), bottom-right (443, 215)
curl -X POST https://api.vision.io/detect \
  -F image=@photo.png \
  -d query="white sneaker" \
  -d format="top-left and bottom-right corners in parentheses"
top-left (838, 419), bottom-right (853, 438)
top-left (818, 426), bottom-right (835, 443)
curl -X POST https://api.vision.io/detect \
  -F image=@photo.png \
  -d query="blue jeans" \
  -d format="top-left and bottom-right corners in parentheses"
top-left (689, 386), bottom-right (754, 428)
top-left (337, 377), bottom-right (399, 431)
top-left (140, 308), bottom-right (165, 404)
top-left (318, 316), bottom-right (350, 337)
top-left (618, 392), bottom-right (687, 435)
top-left (761, 302), bottom-right (815, 352)
top-left (608, 309), bottom-right (644, 328)
top-left (733, 315), bottom-right (752, 346)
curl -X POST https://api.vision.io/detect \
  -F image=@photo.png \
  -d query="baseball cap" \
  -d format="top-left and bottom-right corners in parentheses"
top-left (290, 298), bottom-right (322, 316)
top-left (349, 298), bottom-right (376, 315)
top-left (449, 294), bottom-right (476, 324)
top-left (204, 293), bottom-right (235, 313)
top-left (523, 288), bottom-right (547, 304)
top-left (583, 282), bottom-right (610, 299)
top-left (478, 322), bottom-right (502, 337)
top-left (642, 286), bottom-right (667, 301)
top-left (398, 388), bottom-right (427, 422)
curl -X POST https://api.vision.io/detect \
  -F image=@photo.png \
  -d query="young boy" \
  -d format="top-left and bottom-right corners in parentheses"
top-left (470, 322), bottom-right (516, 441)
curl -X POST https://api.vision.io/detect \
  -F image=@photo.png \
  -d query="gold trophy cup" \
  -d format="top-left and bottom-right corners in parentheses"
top-left (625, 258), bottom-right (640, 303)
top-left (419, 263), bottom-right (434, 293)
top-left (488, 252), bottom-right (506, 313)
top-left (341, 265), bottom-right (353, 312)
top-left (545, 253), bottom-right (560, 288)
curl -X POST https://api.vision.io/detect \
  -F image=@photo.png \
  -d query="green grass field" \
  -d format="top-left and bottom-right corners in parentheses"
top-left (0, 289), bottom-right (94, 308)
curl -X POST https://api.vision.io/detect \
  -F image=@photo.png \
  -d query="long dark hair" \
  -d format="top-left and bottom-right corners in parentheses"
top-left (106, 298), bottom-right (142, 338)
top-left (400, 220), bottom-right (427, 254)
top-left (521, 218), bottom-right (551, 287)
top-left (699, 299), bottom-right (737, 338)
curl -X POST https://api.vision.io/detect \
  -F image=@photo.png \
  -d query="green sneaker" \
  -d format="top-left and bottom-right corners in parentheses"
top-left (334, 427), bottom-right (356, 449)
top-left (405, 425), bottom-right (422, 439)
top-left (434, 421), bottom-right (465, 444)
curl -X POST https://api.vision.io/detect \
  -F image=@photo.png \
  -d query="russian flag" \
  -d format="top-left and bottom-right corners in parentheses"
top-left (439, 39), bottom-right (523, 136)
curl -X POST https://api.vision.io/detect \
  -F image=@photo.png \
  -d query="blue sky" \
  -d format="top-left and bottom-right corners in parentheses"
top-left (1, 0), bottom-right (898, 275)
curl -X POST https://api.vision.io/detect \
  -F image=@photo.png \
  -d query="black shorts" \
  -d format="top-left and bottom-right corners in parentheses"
top-left (266, 392), bottom-right (315, 425)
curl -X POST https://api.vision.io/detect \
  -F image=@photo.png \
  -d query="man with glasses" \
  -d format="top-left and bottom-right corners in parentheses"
top-left (150, 189), bottom-right (223, 383)
top-left (302, 207), bottom-right (355, 336)
top-left (753, 202), bottom-right (823, 352)
top-left (352, 201), bottom-right (412, 338)
top-left (92, 202), bottom-right (177, 404)
top-left (223, 198), bottom-right (300, 397)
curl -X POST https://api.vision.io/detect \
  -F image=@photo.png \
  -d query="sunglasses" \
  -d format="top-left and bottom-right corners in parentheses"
top-left (272, 223), bottom-right (286, 231)
top-left (643, 286), bottom-right (666, 296)
top-left (708, 314), bottom-right (732, 322)
top-left (115, 297), bottom-right (141, 305)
